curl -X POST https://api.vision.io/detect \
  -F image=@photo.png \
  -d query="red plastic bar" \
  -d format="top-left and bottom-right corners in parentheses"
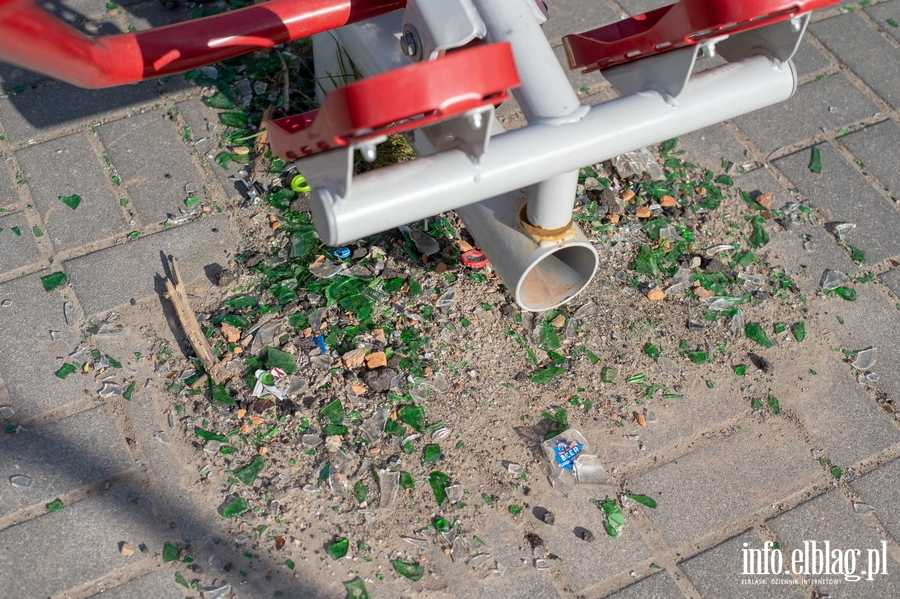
top-left (265, 42), bottom-right (520, 159)
top-left (0, 0), bottom-right (405, 88)
top-left (563, 0), bottom-right (841, 73)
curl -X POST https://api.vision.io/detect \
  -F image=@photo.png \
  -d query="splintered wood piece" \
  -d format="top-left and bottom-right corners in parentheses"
top-left (165, 257), bottom-right (223, 383)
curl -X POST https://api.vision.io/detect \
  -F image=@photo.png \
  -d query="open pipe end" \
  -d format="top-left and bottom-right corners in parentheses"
top-left (516, 242), bottom-right (598, 312)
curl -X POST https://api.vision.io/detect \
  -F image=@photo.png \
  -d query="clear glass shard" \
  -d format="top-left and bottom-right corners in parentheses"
top-left (852, 347), bottom-right (876, 371)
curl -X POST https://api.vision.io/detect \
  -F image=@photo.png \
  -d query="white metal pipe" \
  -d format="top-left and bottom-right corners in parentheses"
top-left (526, 169), bottom-right (580, 230)
top-left (310, 54), bottom-right (797, 245)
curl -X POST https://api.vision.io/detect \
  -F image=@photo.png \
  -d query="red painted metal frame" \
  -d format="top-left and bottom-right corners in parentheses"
top-left (0, 0), bottom-right (405, 88)
top-left (563, 0), bottom-right (842, 73)
top-left (265, 42), bottom-right (520, 159)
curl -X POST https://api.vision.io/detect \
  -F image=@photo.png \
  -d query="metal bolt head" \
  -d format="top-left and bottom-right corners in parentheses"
top-left (401, 24), bottom-right (422, 62)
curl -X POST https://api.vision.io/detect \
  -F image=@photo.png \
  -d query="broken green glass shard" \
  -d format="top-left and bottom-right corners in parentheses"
top-left (733, 364), bottom-right (748, 376)
top-left (204, 91), bottom-right (234, 109)
top-left (285, 559), bottom-right (295, 570)
top-left (847, 245), bottom-right (867, 264)
top-left (327, 538), bottom-right (349, 560)
top-left (210, 382), bottom-right (235, 405)
top-left (59, 194), bottom-right (82, 210)
top-left (715, 174), bottom-right (733, 186)
top-left (751, 397), bottom-right (762, 410)
top-left (218, 496), bottom-right (248, 517)
top-left (266, 348), bottom-right (297, 373)
top-left (745, 323), bottom-right (773, 348)
top-left (768, 395), bottom-right (780, 415)
top-left (219, 111), bottom-right (250, 128)
top-left (122, 381), bottom-right (136, 401)
top-left (320, 398), bottom-right (344, 424)
top-left (748, 215), bottom-right (769, 248)
top-left (508, 505), bottom-right (523, 515)
top-left (735, 250), bottom-right (758, 267)
top-left (808, 147), bottom-right (822, 173)
top-left (791, 322), bottom-right (806, 342)
top-left (633, 244), bottom-right (660, 275)
top-left (398, 405), bottom-right (426, 433)
top-left (600, 498), bottom-right (625, 536)
top-left (211, 314), bottom-right (250, 328)
top-left (384, 419), bottom-right (405, 436)
top-left (55, 363), bottom-right (76, 379)
top-left (174, 572), bottom-right (189, 589)
top-left (184, 196), bottom-right (200, 208)
top-left (354, 480), bottom-right (367, 502)
top-left (409, 279), bottom-right (423, 298)
top-left (344, 578), bottom-right (371, 599)
top-left (688, 351), bottom-right (707, 364)
top-left (32, 226), bottom-right (43, 237)
top-left (195, 427), bottom-right (229, 443)
top-left (45, 498), bottom-right (64, 512)
top-left (106, 355), bottom-right (122, 369)
top-left (600, 367), bottom-right (618, 383)
top-left (224, 295), bottom-right (259, 309)
top-left (830, 465), bottom-right (842, 479)
top-left (422, 444), bottom-right (442, 465)
top-left (393, 558), bottom-right (425, 581)
top-left (11, 227), bottom-right (21, 235)
top-left (399, 471), bottom-right (414, 489)
top-left (163, 541), bottom-right (180, 562)
top-left (41, 272), bottom-right (67, 292)
top-left (625, 494), bottom-right (658, 509)
top-left (233, 456), bottom-right (264, 485)
top-left (434, 517), bottom-right (450, 532)
top-left (827, 286), bottom-right (857, 301)
top-left (427, 471), bottom-right (450, 506)
top-left (324, 423), bottom-right (349, 436)
top-left (644, 344), bottom-right (660, 358)
top-left (539, 321), bottom-right (561, 351)
top-left (531, 366), bottom-right (564, 384)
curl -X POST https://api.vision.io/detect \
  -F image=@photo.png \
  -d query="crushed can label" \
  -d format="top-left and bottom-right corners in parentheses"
top-left (553, 437), bottom-right (584, 470)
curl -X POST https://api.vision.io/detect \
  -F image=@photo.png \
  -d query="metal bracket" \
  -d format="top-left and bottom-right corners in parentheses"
top-left (420, 105), bottom-right (494, 164)
top-left (602, 45), bottom-right (698, 98)
top-left (401, 0), bottom-right (486, 61)
top-left (717, 12), bottom-right (809, 63)
top-left (293, 135), bottom-right (388, 200)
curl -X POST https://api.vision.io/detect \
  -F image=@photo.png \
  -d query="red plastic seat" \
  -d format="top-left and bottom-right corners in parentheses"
top-left (563, 0), bottom-right (841, 73)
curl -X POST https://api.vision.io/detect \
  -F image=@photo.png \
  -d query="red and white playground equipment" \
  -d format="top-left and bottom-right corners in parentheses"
top-left (0, 0), bottom-right (842, 309)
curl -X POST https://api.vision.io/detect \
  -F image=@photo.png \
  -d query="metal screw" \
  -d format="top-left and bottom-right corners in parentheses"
top-left (401, 24), bottom-right (422, 61)
top-left (790, 16), bottom-right (803, 33)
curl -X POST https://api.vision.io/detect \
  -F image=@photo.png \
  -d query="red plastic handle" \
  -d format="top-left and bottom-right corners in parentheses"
top-left (563, 0), bottom-right (842, 72)
top-left (0, 0), bottom-right (405, 88)
top-left (265, 42), bottom-right (521, 159)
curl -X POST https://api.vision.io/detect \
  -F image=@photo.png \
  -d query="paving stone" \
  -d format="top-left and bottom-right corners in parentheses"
top-left (0, 481), bottom-right (167, 599)
top-left (839, 119), bottom-right (900, 200)
top-left (818, 283), bottom-right (900, 405)
top-left (601, 375), bottom-right (746, 468)
top-left (734, 166), bottom-right (794, 210)
top-left (89, 568), bottom-right (185, 599)
top-left (866, 1), bottom-right (900, 46)
top-left (733, 74), bottom-right (878, 155)
top-left (676, 123), bottom-right (751, 173)
top-left (628, 425), bottom-right (821, 549)
top-left (0, 162), bottom-right (19, 207)
top-left (811, 14), bottom-right (900, 110)
top-left (15, 132), bottom-right (131, 252)
top-left (542, 0), bottom-right (621, 44)
top-left (0, 270), bottom-right (88, 420)
top-left (681, 529), bottom-right (805, 598)
top-left (98, 110), bottom-right (207, 225)
top-left (0, 80), bottom-right (160, 145)
top-left (791, 37), bottom-right (832, 78)
top-left (604, 570), bottom-right (684, 599)
top-left (523, 484), bottom-right (652, 592)
top-left (880, 267), bottom-right (900, 300)
top-left (0, 63), bottom-right (48, 90)
top-left (767, 491), bottom-right (900, 598)
top-left (773, 142), bottom-right (900, 264)
top-left (65, 213), bottom-right (236, 316)
top-left (850, 459), bottom-right (900, 544)
top-left (176, 98), bottom-right (249, 204)
top-left (773, 348), bottom-right (900, 468)
top-left (0, 211), bottom-right (43, 275)
top-left (0, 404), bottom-right (132, 519)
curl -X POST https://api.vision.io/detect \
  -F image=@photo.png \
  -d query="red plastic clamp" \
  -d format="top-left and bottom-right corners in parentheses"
top-left (563, 0), bottom-right (841, 73)
top-left (265, 42), bottom-right (520, 160)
